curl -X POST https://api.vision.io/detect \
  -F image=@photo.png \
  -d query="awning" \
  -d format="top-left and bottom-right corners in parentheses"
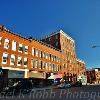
top-left (48, 74), bottom-right (62, 79)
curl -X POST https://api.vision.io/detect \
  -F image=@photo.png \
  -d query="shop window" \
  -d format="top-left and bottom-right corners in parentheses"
top-left (24, 57), bottom-right (28, 67)
top-left (0, 37), bottom-right (2, 46)
top-left (10, 54), bottom-right (15, 65)
top-left (36, 49), bottom-right (38, 57)
top-left (17, 56), bottom-right (22, 66)
top-left (32, 47), bottom-right (35, 56)
top-left (4, 38), bottom-right (10, 49)
top-left (35, 60), bottom-right (38, 68)
top-left (18, 44), bottom-right (23, 53)
top-left (24, 46), bottom-right (28, 54)
top-left (31, 59), bottom-right (34, 68)
top-left (2, 52), bottom-right (8, 64)
top-left (12, 41), bottom-right (16, 51)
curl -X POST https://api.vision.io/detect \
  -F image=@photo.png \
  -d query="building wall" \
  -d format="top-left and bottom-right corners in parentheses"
top-left (0, 26), bottom-right (86, 83)
top-left (0, 26), bottom-right (65, 79)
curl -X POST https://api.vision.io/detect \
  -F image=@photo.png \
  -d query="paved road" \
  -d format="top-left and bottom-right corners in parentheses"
top-left (0, 85), bottom-right (100, 100)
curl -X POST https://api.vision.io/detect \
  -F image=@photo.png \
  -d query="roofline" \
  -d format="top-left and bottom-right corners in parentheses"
top-left (0, 25), bottom-right (62, 52)
top-left (76, 58), bottom-right (85, 64)
top-left (40, 29), bottom-right (75, 43)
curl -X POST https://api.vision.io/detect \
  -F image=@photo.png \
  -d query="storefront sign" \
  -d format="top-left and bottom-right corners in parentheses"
top-left (8, 70), bottom-right (25, 78)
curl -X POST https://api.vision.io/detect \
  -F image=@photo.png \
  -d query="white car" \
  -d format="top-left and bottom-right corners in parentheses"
top-left (57, 82), bottom-right (71, 88)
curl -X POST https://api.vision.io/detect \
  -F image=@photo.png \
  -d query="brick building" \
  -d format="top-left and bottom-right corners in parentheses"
top-left (40, 30), bottom-right (83, 82)
top-left (86, 68), bottom-right (100, 84)
top-left (0, 25), bottom-right (86, 88)
top-left (77, 59), bottom-right (87, 84)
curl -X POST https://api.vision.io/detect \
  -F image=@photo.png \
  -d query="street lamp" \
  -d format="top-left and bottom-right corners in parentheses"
top-left (91, 45), bottom-right (100, 48)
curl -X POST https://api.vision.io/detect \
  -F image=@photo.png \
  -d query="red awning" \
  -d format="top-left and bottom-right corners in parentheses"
top-left (54, 74), bottom-right (62, 79)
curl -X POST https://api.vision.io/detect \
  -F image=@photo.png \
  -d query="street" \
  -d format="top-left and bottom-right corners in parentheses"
top-left (0, 85), bottom-right (100, 100)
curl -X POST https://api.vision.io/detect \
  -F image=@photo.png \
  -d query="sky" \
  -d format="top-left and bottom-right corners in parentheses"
top-left (0, 0), bottom-right (100, 69)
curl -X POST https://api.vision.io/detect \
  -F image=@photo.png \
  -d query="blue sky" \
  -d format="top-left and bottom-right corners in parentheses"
top-left (0, 0), bottom-right (100, 68)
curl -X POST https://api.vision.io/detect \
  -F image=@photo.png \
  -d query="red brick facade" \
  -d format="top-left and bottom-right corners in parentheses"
top-left (0, 25), bottom-right (86, 82)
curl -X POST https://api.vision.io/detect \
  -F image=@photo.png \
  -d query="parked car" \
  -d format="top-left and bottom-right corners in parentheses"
top-left (1, 79), bottom-right (33, 96)
top-left (57, 82), bottom-right (71, 89)
top-left (71, 81), bottom-right (82, 87)
top-left (53, 78), bottom-right (61, 86)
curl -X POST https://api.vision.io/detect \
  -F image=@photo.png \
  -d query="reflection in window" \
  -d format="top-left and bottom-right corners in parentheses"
top-left (2, 52), bottom-right (8, 64)
top-left (39, 60), bottom-right (42, 69)
top-left (36, 49), bottom-right (38, 57)
top-left (39, 50), bottom-right (42, 58)
top-left (35, 60), bottom-right (38, 68)
top-left (24, 46), bottom-right (28, 54)
top-left (4, 38), bottom-right (10, 49)
top-left (17, 56), bottom-right (22, 66)
top-left (31, 59), bottom-right (34, 68)
top-left (10, 54), bottom-right (15, 65)
top-left (12, 41), bottom-right (16, 51)
top-left (24, 57), bottom-right (28, 67)
top-left (32, 47), bottom-right (35, 56)
top-left (18, 44), bottom-right (23, 53)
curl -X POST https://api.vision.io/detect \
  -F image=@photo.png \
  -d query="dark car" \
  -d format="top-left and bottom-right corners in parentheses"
top-left (1, 79), bottom-right (33, 96)
top-left (71, 81), bottom-right (82, 87)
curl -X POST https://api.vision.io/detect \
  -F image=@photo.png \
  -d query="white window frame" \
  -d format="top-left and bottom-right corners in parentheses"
top-left (10, 54), bottom-right (15, 65)
top-left (4, 38), bottom-right (10, 49)
top-left (2, 52), bottom-right (8, 64)
top-left (24, 57), bottom-right (28, 67)
top-left (32, 47), bottom-right (35, 56)
top-left (17, 56), bottom-right (22, 66)
top-left (25, 46), bottom-right (28, 54)
top-left (12, 41), bottom-right (16, 51)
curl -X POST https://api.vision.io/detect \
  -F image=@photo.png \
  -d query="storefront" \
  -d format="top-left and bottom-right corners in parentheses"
top-left (28, 71), bottom-right (46, 79)
top-left (0, 68), bottom-right (8, 91)
top-left (77, 74), bottom-right (87, 85)
top-left (8, 70), bottom-right (25, 78)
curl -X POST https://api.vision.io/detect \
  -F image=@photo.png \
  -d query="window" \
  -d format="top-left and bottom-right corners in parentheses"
top-left (39, 60), bottom-right (42, 69)
top-left (49, 54), bottom-right (51, 60)
top-left (18, 44), bottom-right (23, 53)
top-left (39, 50), bottom-right (42, 58)
top-left (35, 60), bottom-right (38, 68)
top-left (2, 52), bottom-right (8, 64)
top-left (55, 34), bottom-right (58, 39)
top-left (56, 41), bottom-right (58, 46)
top-left (10, 54), bottom-right (15, 65)
top-left (24, 46), bottom-right (28, 54)
top-left (45, 52), bottom-right (48, 59)
top-left (17, 56), bottom-right (22, 66)
top-left (49, 37), bottom-right (51, 41)
top-left (49, 64), bottom-right (52, 70)
top-left (24, 57), bottom-right (28, 67)
top-left (12, 41), bottom-right (16, 51)
top-left (36, 49), bottom-right (38, 57)
top-left (44, 62), bottom-right (48, 69)
top-left (52, 64), bottom-right (55, 71)
top-left (45, 62), bottom-right (48, 70)
top-left (31, 59), bottom-right (34, 68)
top-left (32, 47), bottom-right (35, 56)
top-left (0, 37), bottom-right (2, 46)
top-left (54, 64), bottom-right (57, 71)
top-left (4, 38), bottom-right (10, 49)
